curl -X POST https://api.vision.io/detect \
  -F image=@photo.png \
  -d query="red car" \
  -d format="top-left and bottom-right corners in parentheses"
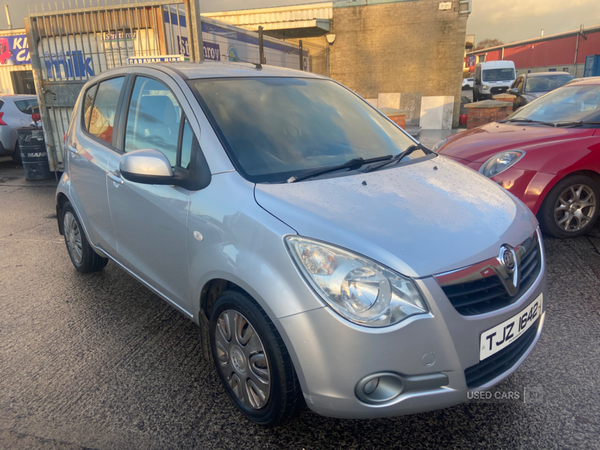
top-left (436, 78), bottom-right (600, 238)
top-left (0, 38), bottom-right (12, 65)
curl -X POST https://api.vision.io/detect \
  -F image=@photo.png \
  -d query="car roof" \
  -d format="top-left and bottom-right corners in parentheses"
top-left (127, 61), bottom-right (326, 80)
top-left (0, 94), bottom-right (37, 100)
top-left (564, 77), bottom-right (600, 86)
top-left (525, 72), bottom-right (574, 78)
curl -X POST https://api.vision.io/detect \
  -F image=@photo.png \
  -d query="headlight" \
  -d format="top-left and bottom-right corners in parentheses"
top-left (483, 85), bottom-right (490, 90)
top-left (431, 137), bottom-right (448, 152)
top-left (285, 236), bottom-right (427, 327)
top-left (479, 150), bottom-right (525, 178)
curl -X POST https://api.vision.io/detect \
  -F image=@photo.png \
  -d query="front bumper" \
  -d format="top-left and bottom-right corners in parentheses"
top-left (276, 240), bottom-right (547, 419)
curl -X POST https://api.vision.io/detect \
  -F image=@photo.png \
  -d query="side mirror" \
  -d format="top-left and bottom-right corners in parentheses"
top-left (120, 149), bottom-right (175, 185)
top-left (507, 88), bottom-right (519, 96)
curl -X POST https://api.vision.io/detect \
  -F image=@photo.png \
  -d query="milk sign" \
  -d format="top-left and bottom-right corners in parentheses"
top-left (0, 34), bottom-right (31, 65)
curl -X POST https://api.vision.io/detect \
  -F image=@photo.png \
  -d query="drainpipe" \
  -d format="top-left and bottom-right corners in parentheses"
top-left (574, 33), bottom-right (580, 66)
top-left (5, 5), bottom-right (13, 30)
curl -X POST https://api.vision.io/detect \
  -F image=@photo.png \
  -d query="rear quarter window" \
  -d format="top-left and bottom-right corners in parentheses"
top-left (14, 99), bottom-right (38, 115)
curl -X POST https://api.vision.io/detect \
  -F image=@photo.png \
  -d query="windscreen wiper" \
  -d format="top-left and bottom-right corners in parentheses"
top-left (554, 121), bottom-right (600, 128)
top-left (286, 155), bottom-right (391, 183)
top-left (363, 143), bottom-right (432, 173)
top-left (499, 118), bottom-right (556, 127)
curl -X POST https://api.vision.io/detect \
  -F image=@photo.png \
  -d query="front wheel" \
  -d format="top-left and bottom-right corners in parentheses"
top-left (538, 175), bottom-right (600, 238)
top-left (209, 290), bottom-right (303, 426)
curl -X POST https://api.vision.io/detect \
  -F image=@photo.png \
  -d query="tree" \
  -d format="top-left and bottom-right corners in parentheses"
top-left (474, 38), bottom-right (504, 51)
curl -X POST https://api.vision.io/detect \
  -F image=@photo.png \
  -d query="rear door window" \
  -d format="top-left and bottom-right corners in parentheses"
top-left (85, 77), bottom-right (124, 145)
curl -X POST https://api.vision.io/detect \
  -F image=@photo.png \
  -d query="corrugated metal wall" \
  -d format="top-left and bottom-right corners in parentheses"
top-left (465, 27), bottom-right (600, 74)
top-left (203, 2), bottom-right (333, 29)
top-left (0, 64), bottom-right (33, 95)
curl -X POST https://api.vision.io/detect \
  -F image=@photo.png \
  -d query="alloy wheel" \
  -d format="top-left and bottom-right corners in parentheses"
top-left (554, 184), bottom-right (597, 232)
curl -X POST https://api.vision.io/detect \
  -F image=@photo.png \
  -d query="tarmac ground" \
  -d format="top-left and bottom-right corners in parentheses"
top-left (1, 156), bottom-right (600, 449)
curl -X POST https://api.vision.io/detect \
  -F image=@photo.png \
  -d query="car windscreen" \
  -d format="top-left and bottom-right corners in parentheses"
top-left (13, 99), bottom-right (39, 115)
top-left (508, 84), bottom-right (600, 123)
top-left (189, 77), bottom-right (419, 183)
top-left (482, 68), bottom-right (515, 82)
top-left (524, 75), bottom-right (573, 93)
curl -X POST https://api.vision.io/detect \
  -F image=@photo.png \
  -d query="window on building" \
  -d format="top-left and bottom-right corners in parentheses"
top-left (10, 71), bottom-right (36, 95)
top-left (478, 55), bottom-right (486, 63)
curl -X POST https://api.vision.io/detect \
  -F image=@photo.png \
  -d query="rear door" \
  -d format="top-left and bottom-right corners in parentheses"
top-left (69, 76), bottom-right (126, 253)
top-left (106, 69), bottom-right (197, 311)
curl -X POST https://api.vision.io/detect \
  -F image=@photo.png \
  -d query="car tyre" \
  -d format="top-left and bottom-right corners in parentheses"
top-left (209, 290), bottom-right (303, 426)
top-left (11, 143), bottom-right (22, 164)
top-left (62, 201), bottom-right (109, 272)
top-left (538, 175), bottom-right (600, 239)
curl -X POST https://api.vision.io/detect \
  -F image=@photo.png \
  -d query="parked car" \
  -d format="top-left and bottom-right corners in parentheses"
top-left (473, 60), bottom-right (516, 102)
top-left (0, 94), bottom-right (39, 163)
top-left (508, 72), bottom-right (574, 111)
top-left (462, 77), bottom-right (474, 90)
top-left (436, 77), bottom-right (600, 239)
top-left (57, 62), bottom-right (545, 425)
top-left (0, 37), bottom-right (12, 65)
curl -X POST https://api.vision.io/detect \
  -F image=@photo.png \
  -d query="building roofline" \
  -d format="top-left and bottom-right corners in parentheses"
top-left (467, 24), bottom-right (600, 56)
top-left (203, 2), bottom-right (333, 17)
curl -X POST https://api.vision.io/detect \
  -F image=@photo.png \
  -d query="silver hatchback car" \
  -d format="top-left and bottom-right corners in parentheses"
top-left (57, 62), bottom-right (546, 426)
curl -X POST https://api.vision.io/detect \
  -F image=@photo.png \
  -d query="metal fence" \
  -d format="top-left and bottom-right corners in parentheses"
top-left (25, 1), bottom-right (319, 171)
top-left (26, 0), bottom-right (190, 171)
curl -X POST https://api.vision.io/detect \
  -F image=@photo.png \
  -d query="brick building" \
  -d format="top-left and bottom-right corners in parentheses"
top-left (206, 0), bottom-right (471, 129)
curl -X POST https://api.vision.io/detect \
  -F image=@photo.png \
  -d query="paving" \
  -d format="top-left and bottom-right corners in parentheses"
top-left (1, 156), bottom-right (600, 449)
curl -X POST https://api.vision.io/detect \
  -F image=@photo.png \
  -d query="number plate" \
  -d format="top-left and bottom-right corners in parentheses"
top-left (480, 293), bottom-right (542, 361)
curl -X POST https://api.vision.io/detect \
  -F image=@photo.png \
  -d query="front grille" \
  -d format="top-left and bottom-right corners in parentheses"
top-left (465, 319), bottom-right (539, 388)
top-left (490, 86), bottom-right (508, 94)
top-left (441, 235), bottom-right (541, 316)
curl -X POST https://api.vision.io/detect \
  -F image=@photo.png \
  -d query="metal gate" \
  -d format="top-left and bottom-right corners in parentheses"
top-left (25, 0), bottom-right (199, 171)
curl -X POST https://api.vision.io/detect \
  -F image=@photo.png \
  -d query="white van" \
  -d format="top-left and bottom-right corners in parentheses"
top-left (473, 61), bottom-right (516, 101)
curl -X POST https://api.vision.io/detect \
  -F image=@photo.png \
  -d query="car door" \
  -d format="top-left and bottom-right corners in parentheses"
top-left (106, 71), bottom-right (196, 311)
top-left (69, 76), bottom-right (125, 253)
top-left (513, 76), bottom-right (525, 111)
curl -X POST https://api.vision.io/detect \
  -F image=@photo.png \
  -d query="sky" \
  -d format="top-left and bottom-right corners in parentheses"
top-left (1, 0), bottom-right (600, 46)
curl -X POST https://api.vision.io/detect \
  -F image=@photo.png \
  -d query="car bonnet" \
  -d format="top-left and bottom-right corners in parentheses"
top-left (254, 156), bottom-right (537, 278)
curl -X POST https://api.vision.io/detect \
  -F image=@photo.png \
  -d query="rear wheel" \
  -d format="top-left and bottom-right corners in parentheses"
top-left (209, 290), bottom-right (303, 426)
top-left (62, 202), bottom-right (109, 272)
top-left (538, 175), bottom-right (600, 238)
top-left (11, 143), bottom-right (22, 164)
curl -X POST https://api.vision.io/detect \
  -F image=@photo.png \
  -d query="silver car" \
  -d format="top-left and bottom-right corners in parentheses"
top-left (0, 94), bottom-right (38, 163)
top-left (56, 62), bottom-right (546, 426)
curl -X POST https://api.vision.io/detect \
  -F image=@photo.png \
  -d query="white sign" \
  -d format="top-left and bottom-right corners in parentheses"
top-left (127, 55), bottom-right (185, 64)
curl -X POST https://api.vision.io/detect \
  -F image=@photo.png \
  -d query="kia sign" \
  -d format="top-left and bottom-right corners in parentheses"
top-left (0, 35), bottom-right (31, 65)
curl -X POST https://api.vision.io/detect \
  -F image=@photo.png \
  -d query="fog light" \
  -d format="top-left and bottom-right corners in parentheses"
top-left (363, 377), bottom-right (380, 395)
top-left (355, 373), bottom-right (404, 404)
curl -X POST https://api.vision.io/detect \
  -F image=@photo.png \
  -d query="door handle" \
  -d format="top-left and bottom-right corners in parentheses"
top-left (68, 146), bottom-right (78, 154)
top-left (108, 170), bottom-right (124, 185)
